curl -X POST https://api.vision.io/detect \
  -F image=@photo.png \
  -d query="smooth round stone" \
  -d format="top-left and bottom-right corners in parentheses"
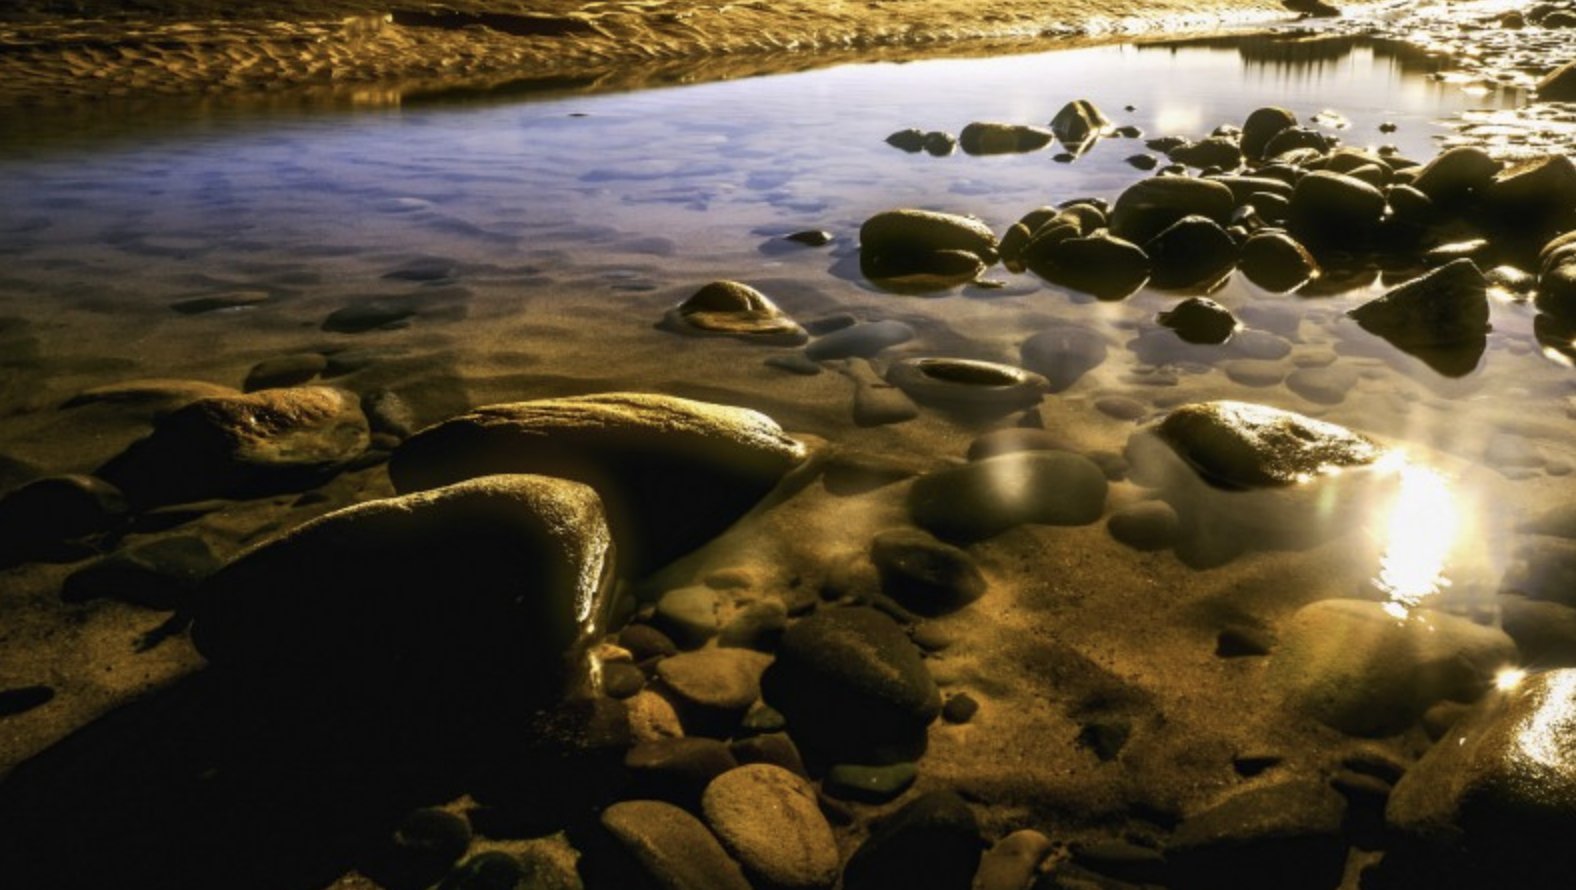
top-left (761, 606), bottom-right (940, 761)
top-left (1029, 231), bottom-right (1152, 300)
top-left (702, 764), bottom-right (839, 889)
top-left (1019, 325), bottom-right (1108, 392)
top-left (859, 209), bottom-right (998, 262)
top-left (600, 800), bottom-right (751, 890)
top-left (1158, 297), bottom-right (1238, 345)
top-left (1095, 396), bottom-right (1147, 420)
top-left (824, 761), bottom-right (919, 803)
top-left (1144, 215), bottom-right (1238, 289)
top-left (243, 353), bottom-right (327, 392)
top-left (1109, 176), bottom-right (1236, 244)
top-left (958, 121), bottom-right (1054, 155)
top-left (1262, 125), bottom-right (1330, 159)
top-left (390, 807), bottom-right (471, 883)
top-left (923, 131), bottom-right (957, 156)
top-left (1348, 259), bottom-right (1489, 348)
top-left (908, 451), bottom-right (1108, 542)
top-left (1241, 106), bottom-right (1297, 159)
top-left (1169, 136), bottom-right (1243, 170)
top-left (1412, 145), bottom-right (1503, 202)
top-left (870, 528), bottom-right (988, 616)
top-left (861, 248), bottom-right (984, 291)
top-left (1289, 170), bottom-right (1386, 236)
top-left (656, 647), bottom-right (774, 712)
top-left (1153, 400), bottom-right (1382, 488)
top-left (804, 320), bottom-right (914, 361)
top-left (601, 661), bottom-right (646, 698)
top-left (625, 737), bottom-right (739, 807)
top-left (1107, 501), bottom-right (1180, 551)
top-left (886, 129), bottom-right (926, 152)
top-left (664, 280), bottom-right (807, 345)
top-left (718, 598), bottom-right (788, 651)
top-left (627, 690), bottom-right (684, 742)
top-left (1386, 183), bottom-right (1437, 226)
top-left (785, 230), bottom-right (833, 246)
top-left (841, 792), bottom-right (982, 890)
top-left (1049, 99), bottom-right (1111, 148)
top-left (885, 358), bottom-right (1048, 411)
top-left (941, 692), bottom-right (979, 724)
top-left (1268, 599), bottom-right (1516, 736)
top-left (1539, 254), bottom-right (1576, 321)
top-left (655, 585), bottom-right (720, 648)
top-left (1240, 231), bottom-right (1320, 292)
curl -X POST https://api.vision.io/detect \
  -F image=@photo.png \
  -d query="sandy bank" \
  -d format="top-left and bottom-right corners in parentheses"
top-left (0, 0), bottom-right (1331, 106)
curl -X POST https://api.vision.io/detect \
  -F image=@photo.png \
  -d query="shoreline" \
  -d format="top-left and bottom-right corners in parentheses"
top-left (0, 0), bottom-right (1340, 107)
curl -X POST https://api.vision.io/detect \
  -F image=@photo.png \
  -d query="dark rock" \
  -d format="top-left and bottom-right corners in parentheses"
top-left (662, 280), bottom-right (808, 345)
top-left (823, 762), bottom-right (918, 803)
top-left (842, 791), bottom-right (982, 890)
top-left (923, 131), bottom-right (957, 156)
top-left (1540, 252), bottom-right (1576, 321)
top-left (0, 474), bottom-right (128, 564)
top-left (730, 731), bottom-right (806, 775)
top-left (1169, 137), bottom-right (1242, 170)
top-left (1070, 839), bottom-right (1166, 884)
top-left (1107, 500), bottom-right (1180, 551)
top-left (0, 685), bottom-right (54, 718)
top-left (243, 353), bottom-right (327, 392)
top-left (625, 737), bottom-right (739, 808)
top-left (97, 387), bottom-right (369, 508)
top-left (619, 624), bottom-right (678, 661)
top-left (1386, 183), bottom-right (1437, 227)
top-left (1144, 215), bottom-right (1238, 289)
top-left (960, 122), bottom-right (1055, 155)
top-left (1167, 780), bottom-right (1347, 890)
top-left (1348, 259), bottom-right (1489, 348)
top-left (440, 852), bottom-right (526, 890)
top-left (870, 528), bottom-right (987, 616)
top-left (785, 229), bottom-right (833, 246)
top-left (860, 209), bottom-right (998, 263)
top-left (600, 799), bottom-right (752, 890)
top-left (862, 247), bottom-right (984, 291)
top-left (387, 807), bottom-right (471, 885)
top-left (804, 320), bottom-right (915, 361)
top-left (1242, 106), bottom-right (1298, 159)
top-left (1049, 100), bottom-right (1112, 151)
top-left (1289, 170), bottom-right (1386, 239)
top-left (1154, 400), bottom-right (1382, 488)
top-left (190, 474), bottom-right (617, 705)
top-left (1158, 297), bottom-right (1238, 345)
top-left (388, 393), bottom-right (805, 572)
top-left (942, 692), bottom-right (980, 724)
top-left (908, 451), bottom-right (1108, 542)
top-left (1537, 59), bottom-right (1576, 101)
top-left (975, 830), bottom-right (1053, 890)
top-left (762, 606), bottom-right (940, 761)
top-left (1412, 146), bottom-right (1503, 203)
top-left (60, 534), bottom-right (220, 610)
top-left (1019, 325), bottom-right (1108, 392)
top-left (886, 129), bottom-right (926, 152)
top-left (602, 661), bottom-right (646, 698)
top-left (1125, 154), bottom-right (1157, 171)
top-left (1483, 154), bottom-right (1576, 228)
top-left (1239, 231), bottom-right (1320, 292)
top-left (1029, 231), bottom-right (1152, 300)
top-left (885, 358), bottom-right (1048, 412)
top-left (702, 764), bottom-right (839, 890)
top-left (1109, 177), bottom-right (1236, 244)
top-left (322, 299), bottom-right (418, 333)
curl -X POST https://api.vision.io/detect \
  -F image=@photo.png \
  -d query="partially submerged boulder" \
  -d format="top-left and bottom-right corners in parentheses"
top-left (1049, 99), bottom-right (1112, 152)
top-left (389, 393), bottom-right (806, 571)
top-left (1348, 259), bottom-right (1490, 349)
top-left (959, 122), bottom-right (1054, 155)
top-left (662, 280), bottom-right (808, 345)
top-left (1109, 176), bottom-right (1236, 245)
top-left (1149, 400), bottom-right (1383, 489)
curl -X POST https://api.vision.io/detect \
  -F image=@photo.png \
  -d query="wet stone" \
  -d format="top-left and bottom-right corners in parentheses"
top-left (1144, 215), bottom-right (1238, 289)
top-left (1241, 106), bottom-right (1298, 159)
top-left (908, 451), bottom-right (1108, 542)
top-left (804, 320), bottom-right (914, 361)
top-left (1239, 231), bottom-right (1320, 292)
top-left (1412, 145), bottom-right (1503, 203)
top-left (941, 692), bottom-right (979, 724)
top-left (242, 353), bottom-right (327, 392)
top-left (785, 229), bottom-right (833, 246)
top-left (1158, 297), bottom-right (1238, 345)
top-left (823, 761), bottom-right (918, 803)
top-left (1109, 176), bottom-right (1236, 244)
top-left (1019, 324), bottom-right (1108, 392)
top-left (1029, 231), bottom-right (1152, 300)
top-left (886, 129), bottom-right (926, 152)
top-left (1154, 400), bottom-right (1382, 488)
top-left (601, 661), bottom-right (646, 699)
top-left (870, 528), bottom-right (987, 616)
top-left (1107, 500), bottom-right (1180, 551)
top-left (0, 685), bottom-right (55, 718)
top-left (859, 209), bottom-right (998, 263)
top-left (1095, 396), bottom-right (1147, 420)
top-left (885, 358), bottom-right (1048, 412)
top-left (761, 606), bottom-right (939, 762)
top-left (842, 791), bottom-right (982, 890)
top-left (663, 280), bottom-right (808, 345)
top-left (599, 800), bottom-right (751, 890)
top-left (959, 122), bottom-right (1055, 155)
top-left (656, 647), bottom-right (773, 713)
top-left (1348, 259), bottom-right (1489, 348)
top-left (702, 764), bottom-right (839, 890)
top-left (0, 474), bottom-right (129, 564)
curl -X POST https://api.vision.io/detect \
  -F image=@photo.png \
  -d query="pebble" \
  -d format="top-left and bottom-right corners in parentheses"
top-left (599, 800), bottom-right (751, 890)
top-left (1049, 99), bottom-right (1112, 149)
top-left (1019, 324), bottom-right (1108, 392)
top-left (1241, 106), bottom-right (1297, 159)
top-left (702, 764), bottom-right (839, 889)
top-left (388, 392), bottom-right (806, 572)
top-left (907, 451), bottom-right (1108, 542)
top-left (619, 624), bottom-right (678, 661)
top-left (841, 791), bottom-right (982, 890)
top-left (322, 299), bottom-right (419, 333)
top-left (663, 280), bottom-right (808, 345)
top-left (804, 320), bottom-right (915, 361)
top-left (823, 761), bottom-right (919, 803)
top-left (762, 606), bottom-right (940, 761)
top-left (941, 692), bottom-right (980, 723)
top-left (859, 208), bottom-right (998, 263)
top-left (885, 357), bottom-right (1048, 411)
top-left (869, 528), bottom-right (988, 615)
top-left (785, 229), bottom-right (833, 246)
top-left (655, 585), bottom-right (720, 648)
top-left (1029, 231), bottom-right (1152, 300)
top-left (1106, 500), bottom-right (1180, 551)
top-left (656, 647), bottom-right (774, 713)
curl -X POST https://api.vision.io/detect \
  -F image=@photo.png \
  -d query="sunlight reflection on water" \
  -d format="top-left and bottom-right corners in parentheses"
top-left (1374, 452), bottom-right (1461, 616)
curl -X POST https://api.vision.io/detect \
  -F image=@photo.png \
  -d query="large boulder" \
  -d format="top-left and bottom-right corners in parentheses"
top-left (191, 474), bottom-right (617, 701)
top-left (1168, 780), bottom-right (1348, 890)
top-left (1412, 146), bottom-right (1503, 204)
top-left (1348, 259), bottom-right (1489, 348)
top-left (1268, 599), bottom-right (1516, 736)
top-left (1288, 170), bottom-right (1386, 241)
top-left (97, 386), bottom-right (369, 507)
top-left (761, 606), bottom-right (940, 761)
top-left (1239, 231), bottom-right (1320, 292)
top-left (1384, 669), bottom-right (1576, 886)
top-left (389, 393), bottom-right (806, 571)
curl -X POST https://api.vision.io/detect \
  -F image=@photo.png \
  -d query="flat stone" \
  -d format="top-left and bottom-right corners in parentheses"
top-left (718, 598), bottom-right (788, 651)
top-left (1412, 146), bottom-right (1503, 203)
top-left (656, 647), bottom-right (774, 712)
top-left (1268, 599), bottom-right (1517, 736)
top-left (1028, 231), bottom-right (1152, 300)
top-left (1241, 106), bottom-right (1298, 159)
top-left (1286, 365), bottom-right (1359, 405)
top-left (885, 358), bottom-right (1048, 411)
top-left (974, 830), bottom-right (1054, 890)
top-left (859, 209), bottom-right (998, 263)
top-left (703, 764), bottom-right (839, 889)
top-left (169, 290), bottom-right (270, 314)
top-left (61, 378), bottom-right (240, 418)
top-left (0, 474), bottom-right (129, 564)
top-left (655, 585), bottom-right (721, 648)
top-left (625, 737), bottom-right (739, 808)
top-left (1153, 400), bottom-right (1382, 488)
top-left (600, 800), bottom-right (751, 890)
top-left (761, 606), bottom-right (939, 761)
top-left (907, 451), bottom-right (1108, 542)
top-left (841, 791), bottom-right (982, 890)
top-left (388, 392), bottom-right (806, 572)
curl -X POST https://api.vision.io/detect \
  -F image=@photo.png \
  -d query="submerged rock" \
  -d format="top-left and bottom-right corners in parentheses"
top-left (97, 386), bottom-right (369, 508)
top-left (761, 606), bottom-right (940, 761)
top-left (702, 764), bottom-right (838, 889)
top-left (908, 450), bottom-right (1108, 542)
top-left (389, 392), bottom-right (805, 571)
top-left (804, 319), bottom-right (914, 361)
top-left (1348, 259), bottom-right (1489, 348)
top-left (1049, 99), bottom-right (1112, 151)
top-left (191, 474), bottom-right (616, 700)
top-left (1268, 599), bottom-right (1515, 736)
top-left (1151, 400), bottom-right (1382, 489)
top-left (870, 528), bottom-right (988, 615)
top-left (1158, 297), bottom-right (1238, 344)
top-left (1482, 154), bottom-right (1576, 227)
top-left (600, 800), bottom-right (751, 890)
top-left (662, 280), bottom-right (808, 345)
top-left (1168, 780), bottom-right (1348, 890)
top-left (884, 357), bottom-right (1048, 411)
top-left (959, 122), bottom-right (1054, 155)
top-left (1289, 169), bottom-right (1386, 239)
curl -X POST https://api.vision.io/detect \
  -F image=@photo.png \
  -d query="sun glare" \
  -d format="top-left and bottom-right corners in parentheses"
top-left (1373, 454), bottom-right (1460, 612)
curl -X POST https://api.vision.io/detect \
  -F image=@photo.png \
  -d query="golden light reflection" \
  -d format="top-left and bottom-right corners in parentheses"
top-left (1516, 671), bottom-right (1576, 770)
top-left (1497, 667), bottom-right (1528, 692)
top-left (1372, 452), bottom-right (1461, 613)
